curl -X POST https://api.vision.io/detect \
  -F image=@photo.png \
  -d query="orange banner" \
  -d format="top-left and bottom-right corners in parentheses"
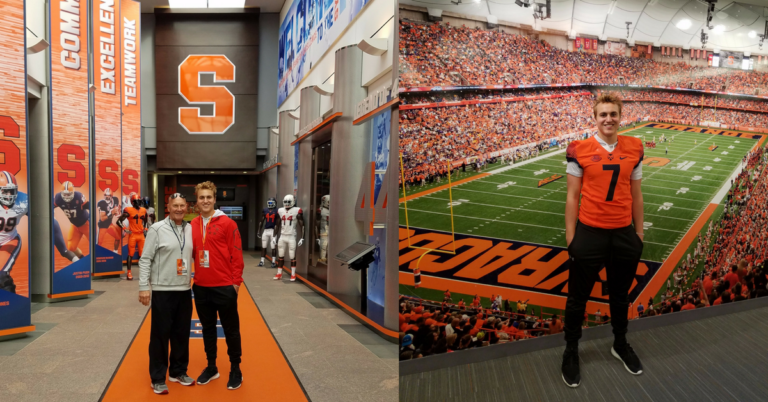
top-left (50, 0), bottom-right (92, 290)
top-left (0, 0), bottom-right (31, 312)
top-left (121, 0), bottom-right (141, 259)
top-left (94, 0), bottom-right (123, 270)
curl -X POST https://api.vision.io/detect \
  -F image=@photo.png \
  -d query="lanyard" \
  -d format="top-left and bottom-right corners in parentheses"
top-left (169, 218), bottom-right (186, 256)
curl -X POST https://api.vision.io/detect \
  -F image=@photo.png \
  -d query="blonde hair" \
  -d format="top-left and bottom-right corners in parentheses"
top-left (593, 92), bottom-right (623, 118)
top-left (195, 181), bottom-right (217, 198)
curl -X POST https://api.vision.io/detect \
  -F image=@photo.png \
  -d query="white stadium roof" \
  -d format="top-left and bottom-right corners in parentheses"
top-left (400, 0), bottom-right (768, 54)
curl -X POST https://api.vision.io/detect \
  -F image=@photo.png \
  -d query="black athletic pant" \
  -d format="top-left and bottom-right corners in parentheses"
top-left (564, 220), bottom-right (643, 345)
top-left (149, 290), bottom-right (193, 383)
top-left (192, 283), bottom-right (242, 367)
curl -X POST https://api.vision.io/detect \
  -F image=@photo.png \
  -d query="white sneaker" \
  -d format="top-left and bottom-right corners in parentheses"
top-left (273, 273), bottom-right (282, 280)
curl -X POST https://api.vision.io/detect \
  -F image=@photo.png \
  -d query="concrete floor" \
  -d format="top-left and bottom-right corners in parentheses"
top-left (0, 252), bottom-right (397, 402)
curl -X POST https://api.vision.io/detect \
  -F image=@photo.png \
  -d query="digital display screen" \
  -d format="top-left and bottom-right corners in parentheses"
top-left (217, 188), bottom-right (236, 201)
top-left (220, 206), bottom-right (243, 220)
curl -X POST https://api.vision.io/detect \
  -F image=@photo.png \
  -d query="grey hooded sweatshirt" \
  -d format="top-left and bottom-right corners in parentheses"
top-left (139, 217), bottom-right (193, 291)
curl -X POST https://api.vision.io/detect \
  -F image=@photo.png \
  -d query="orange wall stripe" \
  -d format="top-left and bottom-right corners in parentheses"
top-left (294, 273), bottom-right (399, 338)
top-left (93, 271), bottom-right (125, 277)
top-left (48, 290), bottom-right (95, 299)
top-left (0, 326), bottom-right (36, 337)
top-left (290, 112), bottom-right (342, 146)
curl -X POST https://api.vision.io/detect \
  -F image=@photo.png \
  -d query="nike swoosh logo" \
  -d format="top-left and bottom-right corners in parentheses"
top-left (620, 156), bottom-right (628, 160)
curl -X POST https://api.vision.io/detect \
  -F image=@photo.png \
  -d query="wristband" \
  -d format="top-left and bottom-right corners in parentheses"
top-left (637, 232), bottom-right (644, 235)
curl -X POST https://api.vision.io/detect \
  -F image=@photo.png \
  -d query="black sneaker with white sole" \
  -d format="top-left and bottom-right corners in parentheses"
top-left (227, 371), bottom-right (243, 390)
top-left (611, 343), bottom-right (643, 375)
top-left (561, 346), bottom-right (581, 388)
top-left (197, 366), bottom-right (220, 385)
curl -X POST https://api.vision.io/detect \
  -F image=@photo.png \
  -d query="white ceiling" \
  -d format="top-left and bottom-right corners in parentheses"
top-left (137, 0), bottom-right (286, 14)
top-left (400, 0), bottom-right (768, 53)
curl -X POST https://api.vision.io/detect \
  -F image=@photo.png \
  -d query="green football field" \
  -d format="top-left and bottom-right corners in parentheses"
top-left (400, 127), bottom-right (757, 263)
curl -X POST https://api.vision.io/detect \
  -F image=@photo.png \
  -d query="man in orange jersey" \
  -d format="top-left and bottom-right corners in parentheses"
top-left (118, 194), bottom-right (147, 280)
top-left (561, 93), bottom-right (645, 388)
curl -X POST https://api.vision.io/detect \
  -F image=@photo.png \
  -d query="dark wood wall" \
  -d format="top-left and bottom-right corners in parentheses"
top-left (155, 11), bottom-right (260, 170)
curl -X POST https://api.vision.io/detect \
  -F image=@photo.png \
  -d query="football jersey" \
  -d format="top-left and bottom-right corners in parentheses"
top-left (566, 135), bottom-right (644, 229)
top-left (54, 191), bottom-right (90, 227)
top-left (319, 207), bottom-right (329, 235)
top-left (0, 192), bottom-right (27, 244)
top-left (96, 196), bottom-right (120, 229)
top-left (147, 207), bottom-right (156, 225)
top-left (278, 206), bottom-right (302, 236)
top-left (124, 206), bottom-right (147, 233)
top-left (262, 208), bottom-right (278, 229)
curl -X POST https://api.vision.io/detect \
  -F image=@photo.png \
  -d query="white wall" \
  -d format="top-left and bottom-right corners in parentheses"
top-left (278, 0), bottom-right (395, 118)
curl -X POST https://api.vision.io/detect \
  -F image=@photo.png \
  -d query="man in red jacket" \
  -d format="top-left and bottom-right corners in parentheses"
top-left (191, 181), bottom-right (244, 390)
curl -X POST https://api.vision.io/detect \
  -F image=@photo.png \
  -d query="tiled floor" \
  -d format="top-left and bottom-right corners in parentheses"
top-left (0, 253), bottom-right (397, 402)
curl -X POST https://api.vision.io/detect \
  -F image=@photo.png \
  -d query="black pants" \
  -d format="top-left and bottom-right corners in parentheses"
top-left (193, 284), bottom-right (242, 366)
top-left (149, 290), bottom-right (193, 383)
top-left (564, 221), bottom-right (643, 345)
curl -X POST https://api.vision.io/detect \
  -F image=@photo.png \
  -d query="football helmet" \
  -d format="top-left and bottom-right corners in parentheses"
top-left (0, 171), bottom-right (18, 207)
top-left (61, 182), bottom-right (75, 203)
top-left (267, 197), bottom-right (277, 209)
top-left (283, 194), bottom-right (295, 208)
top-left (321, 195), bottom-right (330, 209)
top-left (104, 188), bottom-right (112, 199)
top-left (131, 194), bottom-right (143, 209)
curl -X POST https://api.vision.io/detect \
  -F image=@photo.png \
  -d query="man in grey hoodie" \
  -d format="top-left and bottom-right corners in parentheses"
top-left (139, 193), bottom-right (195, 395)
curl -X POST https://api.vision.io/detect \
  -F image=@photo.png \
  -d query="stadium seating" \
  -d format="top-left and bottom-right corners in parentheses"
top-left (399, 20), bottom-right (768, 95)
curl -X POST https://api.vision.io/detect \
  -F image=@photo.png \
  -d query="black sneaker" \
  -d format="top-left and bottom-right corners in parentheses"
top-left (227, 371), bottom-right (243, 390)
top-left (197, 366), bottom-right (220, 385)
top-left (611, 343), bottom-right (643, 375)
top-left (561, 346), bottom-right (581, 388)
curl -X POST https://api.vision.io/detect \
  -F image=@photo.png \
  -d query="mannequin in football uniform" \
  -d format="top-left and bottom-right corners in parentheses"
top-left (271, 194), bottom-right (305, 281)
top-left (96, 188), bottom-right (122, 253)
top-left (0, 172), bottom-right (27, 293)
top-left (315, 195), bottom-right (330, 264)
top-left (53, 181), bottom-right (91, 259)
top-left (118, 194), bottom-right (147, 280)
top-left (144, 196), bottom-right (156, 226)
top-left (257, 198), bottom-right (279, 268)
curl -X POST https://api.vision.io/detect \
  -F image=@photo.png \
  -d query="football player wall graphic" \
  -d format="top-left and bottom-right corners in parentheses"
top-left (0, 172), bottom-right (27, 294)
top-left (315, 195), bottom-right (330, 264)
top-left (53, 181), bottom-right (91, 259)
top-left (257, 197), bottom-right (279, 268)
top-left (117, 194), bottom-right (147, 280)
top-left (96, 188), bottom-right (122, 253)
top-left (272, 194), bottom-right (305, 282)
top-left (52, 219), bottom-right (79, 263)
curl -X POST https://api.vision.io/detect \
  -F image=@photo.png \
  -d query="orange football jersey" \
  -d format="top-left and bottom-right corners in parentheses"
top-left (124, 206), bottom-right (147, 233)
top-left (566, 135), bottom-right (644, 229)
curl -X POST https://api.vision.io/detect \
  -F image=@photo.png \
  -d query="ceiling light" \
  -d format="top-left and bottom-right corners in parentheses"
top-left (713, 25), bottom-right (725, 34)
top-left (676, 19), bottom-right (692, 30)
top-left (749, 30), bottom-right (757, 38)
top-left (208, 0), bottom-right (246, 7)
top-left (169, 0), bottom-right (206, 7)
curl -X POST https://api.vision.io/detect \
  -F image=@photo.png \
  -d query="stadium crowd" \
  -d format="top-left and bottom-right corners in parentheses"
top-left (615, 89), bottom-right (768, 112)
top-left (399, 20), bottom-right (768, 96)
top-left (399, 94), bottom-right (594, 187)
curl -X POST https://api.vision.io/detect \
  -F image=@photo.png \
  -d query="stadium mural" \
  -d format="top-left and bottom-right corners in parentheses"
top-left (50, 0), bottom-right (92, 295)
top-left (277, 0), bottom-right (371, 106)
top-left (0, 0), bottom-right (32, 332)
top-left (93, 0), bottom-right (124, 276)
top-left (398, 16), bottom-right (768, 325)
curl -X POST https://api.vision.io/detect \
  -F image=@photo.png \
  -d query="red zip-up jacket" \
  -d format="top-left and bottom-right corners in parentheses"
top-left (191, 210), bottom-right (244, 287)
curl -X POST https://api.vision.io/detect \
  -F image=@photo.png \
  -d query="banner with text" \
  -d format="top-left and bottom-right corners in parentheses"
top-left (278, 0), bottom-right (371, 106)
top-left (50, 0), bottom-right (92, 294)
top-left (121, 0), bottom-right (141, 261)
top-left (93, 0), bottom-right (124, 275)
top-left (0, 0), bottom-right (32, 332)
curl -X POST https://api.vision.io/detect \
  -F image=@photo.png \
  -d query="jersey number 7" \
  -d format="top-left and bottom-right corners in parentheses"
top-left (603, 164), bottom-right (620, 202)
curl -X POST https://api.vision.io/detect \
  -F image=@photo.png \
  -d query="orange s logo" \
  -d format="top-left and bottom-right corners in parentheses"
top-left (178, 55), bottom-right (235, 134)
